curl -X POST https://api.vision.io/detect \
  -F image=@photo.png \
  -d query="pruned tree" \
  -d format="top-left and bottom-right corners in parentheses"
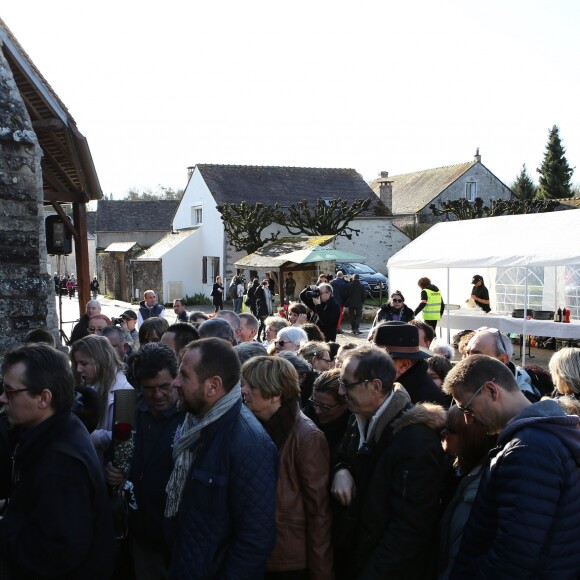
top-left (285, 198), bottom-right (372, 239)
top-left (430, 197), bottom-right (560, 220)
top-left (216, 202), bottom-right (285, 254)
top-left (511, 164), bottom-right (537, 200)
top-left (429, 198), bottom-right (488, 220)
top-left (537, 125), bottom-right (574, 199)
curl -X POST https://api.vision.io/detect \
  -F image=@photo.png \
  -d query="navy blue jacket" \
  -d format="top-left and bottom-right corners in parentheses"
top-left (451, 400), bottom-right (580, 579)
top-left (169, 400), bottom-right (278, 579)
top-left (0, 412), bottom-right (115, 579)
top-left (128, 400), bottom-right (185, 555)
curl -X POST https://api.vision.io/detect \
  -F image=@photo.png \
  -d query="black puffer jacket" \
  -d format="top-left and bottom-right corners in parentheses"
top-left (334, 386), bottom-right (448, 579)
top-left (372, 304), bottom-right (415, 327)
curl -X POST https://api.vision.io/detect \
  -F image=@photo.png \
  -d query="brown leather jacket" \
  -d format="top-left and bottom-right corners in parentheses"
top-left (267, 409), bottom-right (334, 579)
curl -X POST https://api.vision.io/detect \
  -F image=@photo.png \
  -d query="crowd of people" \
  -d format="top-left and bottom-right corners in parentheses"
top-left (1, 273), bottom-right (580, 579)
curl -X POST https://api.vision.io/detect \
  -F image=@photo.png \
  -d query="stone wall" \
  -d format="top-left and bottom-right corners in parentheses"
top-left (0, 47), bottom-right (53, 354)
top-left (132, 261), bottom-right (163, 304)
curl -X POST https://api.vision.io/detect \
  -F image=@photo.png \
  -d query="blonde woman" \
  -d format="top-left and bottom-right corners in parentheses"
top-left (549, 347), bottom-right (580, 397)
top-left (241, 356), bottom-right (333, 579)
top-left (298, 341), bottom-right (333, 372)
top-left (70, 335), bottom-right (133, 464)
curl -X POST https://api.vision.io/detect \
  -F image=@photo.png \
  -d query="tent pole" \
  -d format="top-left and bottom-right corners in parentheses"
top-left (522, 267), bottom-right (529, 366)
top-left (446, 267), bottom-right (451, 344)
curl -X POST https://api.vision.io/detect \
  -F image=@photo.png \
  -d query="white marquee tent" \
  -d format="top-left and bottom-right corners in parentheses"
top-left (387, 209), bottom-right (580, 344)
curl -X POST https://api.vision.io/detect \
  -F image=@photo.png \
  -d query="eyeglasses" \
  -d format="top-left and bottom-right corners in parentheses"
top-left (317, 357), bottom-right (332, 363)
top-left (308, 396), bottom-right (340, 413)
top-left (338, 378), bottom-right (372, 390)
top-left (0, 384), bottom-right (32, 399)
top-left (391, 298), bottom-right (403, 303)
top-left (476, 327), bottom-right (508, 354)
top-left (455, 378), bottom-right (494, 415)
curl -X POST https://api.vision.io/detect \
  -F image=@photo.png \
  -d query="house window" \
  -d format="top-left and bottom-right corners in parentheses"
top-left (191, 205), bottom-right (203, 226)
top-left (202, 256), bottom-right (220, 284)
top-left (466, 182), bottom-right (477, 202)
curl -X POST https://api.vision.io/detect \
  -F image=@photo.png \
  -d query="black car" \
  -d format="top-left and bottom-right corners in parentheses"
top-left (335, 262), bottom-right (389, 298)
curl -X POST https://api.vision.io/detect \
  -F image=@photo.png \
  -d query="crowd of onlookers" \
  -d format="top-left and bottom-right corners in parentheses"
top-left (1, 275), bottom-right (580, 579)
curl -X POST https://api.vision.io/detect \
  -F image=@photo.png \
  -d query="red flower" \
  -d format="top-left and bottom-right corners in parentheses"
top-left (113, 422), bottom-right (132, 441)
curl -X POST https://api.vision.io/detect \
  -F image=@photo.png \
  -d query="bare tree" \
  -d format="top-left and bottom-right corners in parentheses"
top-left (285, 198), bottom-right (372, 239)
top-left (216, 202), bottom-right (285, 254)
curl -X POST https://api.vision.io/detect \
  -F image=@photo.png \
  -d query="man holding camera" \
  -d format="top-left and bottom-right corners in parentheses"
top-left (300, 283), bottom-right (340, 342)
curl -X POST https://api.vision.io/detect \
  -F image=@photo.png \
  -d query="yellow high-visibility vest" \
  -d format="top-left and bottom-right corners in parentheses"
top-left (422, 288), bottom-right (442, 320)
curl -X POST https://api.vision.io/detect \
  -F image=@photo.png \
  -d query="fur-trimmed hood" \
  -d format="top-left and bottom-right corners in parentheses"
top-left (392, 401), bottom-right (447, 436)
top-left (365, 383), bottom-right (446, 443)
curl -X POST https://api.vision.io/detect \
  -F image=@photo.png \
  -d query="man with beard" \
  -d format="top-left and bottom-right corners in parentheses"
top-left (167, 338), bottom-right (278, 578)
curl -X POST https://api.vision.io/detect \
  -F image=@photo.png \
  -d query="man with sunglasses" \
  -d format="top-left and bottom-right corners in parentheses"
top-left (331, 345), bottom-right (448, 579)
top-left (467, 328), bottom-right (541, 401)
top-left (443, 354), bottom-right (580, 578)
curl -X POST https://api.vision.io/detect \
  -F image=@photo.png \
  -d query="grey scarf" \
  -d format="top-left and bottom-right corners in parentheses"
top-left (164, 382), bottom-right (241, 517)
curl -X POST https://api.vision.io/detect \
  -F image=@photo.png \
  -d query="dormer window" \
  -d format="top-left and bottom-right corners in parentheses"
top-left (466, 182), bottom-right (477, 203)
top-left (191, 205), bottom-right (203, 226)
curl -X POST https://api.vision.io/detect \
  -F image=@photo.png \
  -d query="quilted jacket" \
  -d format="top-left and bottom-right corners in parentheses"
top-left (450, 400), bottom-right (580, 579)
top-left (169, 400), bottom-right (278, 579)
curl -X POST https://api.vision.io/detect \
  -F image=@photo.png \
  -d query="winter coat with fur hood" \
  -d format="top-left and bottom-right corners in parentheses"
top-left (334, 384), bottom-right (448, 580)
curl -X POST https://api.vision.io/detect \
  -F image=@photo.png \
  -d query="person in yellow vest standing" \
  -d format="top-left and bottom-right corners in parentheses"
top-left (414, 276), bottom-right (444, 331)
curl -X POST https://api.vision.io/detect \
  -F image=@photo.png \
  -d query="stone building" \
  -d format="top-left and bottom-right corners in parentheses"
top-left (0, 19), bottom-right (101, 353)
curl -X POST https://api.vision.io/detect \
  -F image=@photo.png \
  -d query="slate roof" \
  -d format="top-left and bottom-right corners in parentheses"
top-left (195, 165), bottom-right (380, 215)
top-left (370, 161), bottom-right (476, 214)
top-left (234, 236), bottom-right (335, 269)
top-left (95, 200), bottom-right (180, 232)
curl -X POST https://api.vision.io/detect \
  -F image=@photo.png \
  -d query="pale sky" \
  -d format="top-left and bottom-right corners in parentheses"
top-left (2, 0), bottom-right (579, 198)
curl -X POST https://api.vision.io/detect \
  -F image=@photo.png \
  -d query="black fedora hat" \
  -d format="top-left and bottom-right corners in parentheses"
top-left (373, 322), bottom-right (430, 360)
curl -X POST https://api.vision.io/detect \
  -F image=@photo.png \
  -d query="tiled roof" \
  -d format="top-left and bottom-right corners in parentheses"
top-left (196, 164), bottom-right (379, 215)
top-left (95, 200), bottom-right (179, 232)
top-left (370, 161), bottom-right (476, 214)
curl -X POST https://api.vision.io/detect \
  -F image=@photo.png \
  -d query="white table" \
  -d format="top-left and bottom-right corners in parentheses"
top-left (439, 310), bottom-right (580, 340)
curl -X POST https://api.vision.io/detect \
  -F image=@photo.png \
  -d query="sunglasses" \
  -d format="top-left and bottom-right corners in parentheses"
top-left (391, 298), bottom-right (403, 303)
top-left (476, 327), bottom-right (508, 354)
top-left (275, 340), bottom-right (292, 348)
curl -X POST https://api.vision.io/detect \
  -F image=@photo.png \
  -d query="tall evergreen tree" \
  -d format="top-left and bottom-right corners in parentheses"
top-left (511, 164), bottom-right (537, 200)
top-left (536, 125), bottom-right (574, 199)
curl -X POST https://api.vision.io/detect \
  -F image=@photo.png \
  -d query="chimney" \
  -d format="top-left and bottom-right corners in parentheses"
top-left (474, 148), bottom-right (481, 163)
top-left (377, 171), bottom-right (393, 212)
top-left (187, 166), bottom-right (195, 180)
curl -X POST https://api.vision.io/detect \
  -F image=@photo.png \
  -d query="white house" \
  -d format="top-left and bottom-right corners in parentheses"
top-left (169, 164), bottom-right (410, 298)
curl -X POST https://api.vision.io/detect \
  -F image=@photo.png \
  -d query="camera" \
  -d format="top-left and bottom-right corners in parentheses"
top-left (112, 317), bottom-right (124, 326)
top-left (234, 275), bottom-right (246, 285)
top-left (305, 289), bottom-right (321, 298)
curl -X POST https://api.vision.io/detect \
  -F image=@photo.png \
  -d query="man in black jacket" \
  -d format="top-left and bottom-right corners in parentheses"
top-left (106, 343), bottom-right (185, 579)
top-left (344, 274), bottom-right (367, 335)
top-left (300, 283), bottom-right (341, 342)
top-left (0, 344), bottom-right (115, 579)
top-left (332, 346), bottom-right (447, 579)
top-left (373, 322), bottom-right (450, 407)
